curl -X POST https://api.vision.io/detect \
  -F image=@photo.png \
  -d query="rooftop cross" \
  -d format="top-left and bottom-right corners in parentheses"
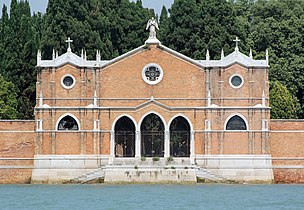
top-left (66, 37), bottom-right (73, 52)
top-left (233, 36), bottom-right (240, 51)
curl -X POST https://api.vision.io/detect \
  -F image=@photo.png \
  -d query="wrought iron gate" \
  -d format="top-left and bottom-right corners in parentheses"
top-left (115, 131), bottom-right (135, 157)
top-left (170, 131), bottom-right (190, 157)
top-left (141, 132), bottom-right (164, 157)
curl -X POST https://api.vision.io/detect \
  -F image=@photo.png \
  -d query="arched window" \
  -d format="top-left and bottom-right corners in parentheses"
top-left (58, 115), bottom-right (79, 130)
top-left (226, 115), bottom-right (247, 130)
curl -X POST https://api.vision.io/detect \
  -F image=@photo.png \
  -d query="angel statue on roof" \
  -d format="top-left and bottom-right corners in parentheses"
top-left (146, 17), bottom-right (159, 39)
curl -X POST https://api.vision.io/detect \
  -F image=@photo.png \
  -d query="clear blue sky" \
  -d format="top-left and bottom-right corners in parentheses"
top-left (1, 0), bottom-right (174, 15)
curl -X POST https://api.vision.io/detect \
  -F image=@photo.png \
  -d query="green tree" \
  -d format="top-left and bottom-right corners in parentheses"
top-left (0, 0), bottom-right (38, 119)
top-left (41, 0), bottom-right (153, 60)
top-left (270, 81), bottom-right (300, 119)
top-left (163, 0), bottom-right (236, 59)
top-left (0, 75), bottom-right (18, 119)
top-left (248, 0), bottom-right (304, 117)
top-left (158, 5), bottom-right (169, 42)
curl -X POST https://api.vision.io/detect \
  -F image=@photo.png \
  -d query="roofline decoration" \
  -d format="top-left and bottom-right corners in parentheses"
top-left (37, 24), bottom-right (269, 69)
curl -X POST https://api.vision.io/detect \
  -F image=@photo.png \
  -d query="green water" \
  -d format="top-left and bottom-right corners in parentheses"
top-left (1, 184), bottom-right (303, 210)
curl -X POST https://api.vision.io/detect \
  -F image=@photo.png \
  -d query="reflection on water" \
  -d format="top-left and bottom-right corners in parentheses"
top-left (1, 184), bottom-right (303, 210)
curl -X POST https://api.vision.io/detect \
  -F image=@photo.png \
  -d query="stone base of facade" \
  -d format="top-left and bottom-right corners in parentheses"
top-left (31, 155), bottom-right (109, 184)
top-left (196, 155), bottom-right (274, 183)
top-left (31, 155), bottom-right (274, 184)
top-left (104, 166), bottom-right (197, 183)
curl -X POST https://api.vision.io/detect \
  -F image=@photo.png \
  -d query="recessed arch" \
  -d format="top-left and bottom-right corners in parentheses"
top-left (112, 114), bottom-right (138, 131)
top-left (224, 113), bottom-right (248, 130)
top-left (169, 115), bottom-right (191, 157)
top-left (56, 113), bottom-right (80, 131)
top-left (140, 112), bottom-right (165, 157)
top-left (168, 114), bottom-right (193, 132)
top-left (114, 116), bottom-right (136, 157)
top-left (138, 111), bottom-right (167, 131)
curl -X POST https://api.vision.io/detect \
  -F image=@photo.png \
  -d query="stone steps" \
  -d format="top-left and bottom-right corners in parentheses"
top-left (71, 167), bottom-right (105, 184)
top-left (196, 167), bottom-right (243, 184)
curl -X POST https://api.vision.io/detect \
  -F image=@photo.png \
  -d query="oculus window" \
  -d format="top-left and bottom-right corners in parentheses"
top-left (229, 74), bottom-right (243, 89)
top-left (226, 115), bottom-right (247, 130)
top-left (142, 63), bottom-right (163, 85)
top-left (58, 116), bottom-right (79, 130)
top-left (61, 74), bottom-right (76, 89)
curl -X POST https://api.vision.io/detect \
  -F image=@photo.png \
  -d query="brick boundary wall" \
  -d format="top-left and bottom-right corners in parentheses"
top-left (1, 119), bottom-right (304, 183)
top-left (270, 120), bottom-right (304, 183)
top-left (0, 121), bottom-right (35, 184)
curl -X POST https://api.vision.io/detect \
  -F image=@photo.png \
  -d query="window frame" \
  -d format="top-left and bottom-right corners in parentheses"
top-left (224, 114), bottom-right (248, 131)
top-left (56, 113), bottom-right (80, 131)
top-left (142, 63), bottom-right (163, 85)
top-left (229, 74), bottom-right (244, 89)
top-left (61, 74), bottom-right (76, 89)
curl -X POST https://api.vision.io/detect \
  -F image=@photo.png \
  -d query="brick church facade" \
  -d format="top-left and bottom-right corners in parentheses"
top-left (0, 20), bottom-right (303, 183)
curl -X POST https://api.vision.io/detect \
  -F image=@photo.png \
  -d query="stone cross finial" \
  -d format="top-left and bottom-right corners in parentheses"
top-left (221, 49), bottom-right (225, 59)
top-left (37, 49), bottom-right (41, 66)
top-left (266, 49), bottom-right (269, 65)
top-left (206, 49), bottom-right (210, 61)
top-left (233, 36), bottom-right (240, 51)
top-left (249, 48), bottom-right (253, 59)
top-left (66, 37), bottom-right (73, 52)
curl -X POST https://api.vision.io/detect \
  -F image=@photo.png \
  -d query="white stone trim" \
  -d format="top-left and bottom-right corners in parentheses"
top-left (224, 113), bottom-right (249, 131)
top-left (55, 113), bottom-right (81, 131)
top-left (262, 119), bottom-right (268, 131)
top-left (229, 73), bottom-right (244, 89)
top-left (61, 74), bottom-right (76, 89)
top-left (205, 120), bottom-right (211, 131)
top-left (142, 63), bottom-right (163, 85)
top-left (36, 119), bottom-right (43, 131)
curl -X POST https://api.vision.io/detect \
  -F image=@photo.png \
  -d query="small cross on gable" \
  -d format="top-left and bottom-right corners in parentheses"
top-left (233, 36), bottom-right (240, 51)
top-left (66, 37), bottom-right (73, 52)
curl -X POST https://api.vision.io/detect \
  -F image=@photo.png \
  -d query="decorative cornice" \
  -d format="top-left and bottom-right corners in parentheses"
top-left (37, 42), bottom-right (268, 69)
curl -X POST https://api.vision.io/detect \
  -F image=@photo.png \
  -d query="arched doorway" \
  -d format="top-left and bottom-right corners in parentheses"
top-left (169, 116), bottom-right (190, 157)
top-left (141, 114), bottom-right (165, 157)
top-left (114, 116), bottom-right (135, 157)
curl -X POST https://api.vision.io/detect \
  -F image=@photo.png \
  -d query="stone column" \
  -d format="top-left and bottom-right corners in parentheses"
top-left (164, 130), bottom-right (170, 158)
top-left (190, 131), bottom-right (195, 164)
top-left (135, 131), bottom-right (141, 158)
top-left (109, 130), bottom-right (114, 164)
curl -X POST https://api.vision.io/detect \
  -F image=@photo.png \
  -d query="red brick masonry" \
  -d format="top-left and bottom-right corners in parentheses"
top-left (270, 120), bottom-right (304, 183)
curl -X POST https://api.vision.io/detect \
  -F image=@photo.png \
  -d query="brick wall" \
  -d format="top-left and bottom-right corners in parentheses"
top-left (0, 121), bottom-right (35, 184)
top-left (270, 120), bottom-right (304, 183)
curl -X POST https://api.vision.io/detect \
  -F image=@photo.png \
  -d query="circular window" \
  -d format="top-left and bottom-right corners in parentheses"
top-left (61, 74), bottom-right (76, 89)
top-left (142, 63), bottom-right (163, 85)
top-left (229, 74), bottom-right (243, 89)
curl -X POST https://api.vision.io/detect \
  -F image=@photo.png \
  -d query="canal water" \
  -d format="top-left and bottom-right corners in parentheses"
top-left (1, 184), bottom-right (303, 210)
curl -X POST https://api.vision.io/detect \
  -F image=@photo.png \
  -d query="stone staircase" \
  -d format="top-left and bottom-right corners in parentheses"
top-left (195, 167), bottom-right (243, 184)
top-left (68, 158), bottom-right (243, 184)
top-left (71, 167), bottom-right (105, 184)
